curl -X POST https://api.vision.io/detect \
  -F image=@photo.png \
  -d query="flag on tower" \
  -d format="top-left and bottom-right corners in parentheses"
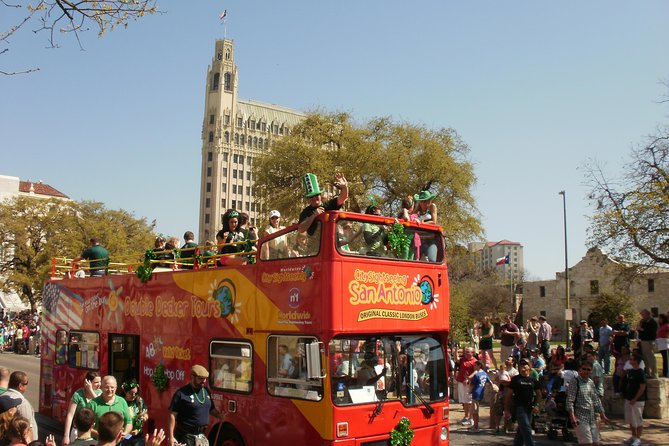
top-left (496, 254), bottom-right (510, 266)
top-left (219, 10), bottom-right (227, 20)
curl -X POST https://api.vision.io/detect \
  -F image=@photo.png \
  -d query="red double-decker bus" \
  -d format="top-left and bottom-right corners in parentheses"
top-left (39, 211), bottom-right (450, 445)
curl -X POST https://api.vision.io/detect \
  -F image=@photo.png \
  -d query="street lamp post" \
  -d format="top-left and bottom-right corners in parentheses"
top-left (559, 190), bottom-right (571, 350)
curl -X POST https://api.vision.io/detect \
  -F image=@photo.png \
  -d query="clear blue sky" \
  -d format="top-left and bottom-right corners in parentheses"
top-left (2, 1), bottom-right (668, 280)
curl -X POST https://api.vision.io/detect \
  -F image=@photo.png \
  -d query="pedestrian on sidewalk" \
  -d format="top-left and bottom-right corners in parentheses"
top-left (623, 352), bottom-right (646, 446)
top-left (468, 361), bottom-right (488, 433)
top-left (566, 359), bottom-right (609, 446)
top-left (455, 347), bottom-right (477, 427)
top-left (504, 359), bottom-right (541, 446)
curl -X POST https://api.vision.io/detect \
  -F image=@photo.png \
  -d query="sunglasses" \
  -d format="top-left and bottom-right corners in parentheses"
top-left (580, 367), bottom-right (592, 371)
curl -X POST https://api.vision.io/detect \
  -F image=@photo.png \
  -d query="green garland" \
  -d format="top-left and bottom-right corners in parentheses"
top-left (152, 363), bottom-right (169, 392)
top-left (136, 250), bottom-right (157, 283)
top-left (390, 418), bottom-right (414, 446)
top-left (387, 222), bottom-right (411, 258)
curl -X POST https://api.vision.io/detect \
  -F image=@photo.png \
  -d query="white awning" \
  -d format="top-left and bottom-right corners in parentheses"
top-left (0, 290), bottom-right (28, 312)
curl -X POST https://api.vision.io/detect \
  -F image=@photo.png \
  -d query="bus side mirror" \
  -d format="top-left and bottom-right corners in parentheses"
top-left (306, 341), bottom-right (326, 379)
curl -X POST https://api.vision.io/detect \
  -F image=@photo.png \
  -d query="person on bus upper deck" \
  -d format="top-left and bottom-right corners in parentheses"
top-left (414, 190), bottom-right (438, 224)
top-left (168, 365), bottom-right (223, 446)
top-left (73, 238), bottom-right (109, 277)
top-left (362, 205), bottom-right (388, 256)
top-left (261, 210), bottom-right (287, 259)
top-left (298, 172), bottom-right (348, 236)
top-left (180, 231), bottom-right (198, 270)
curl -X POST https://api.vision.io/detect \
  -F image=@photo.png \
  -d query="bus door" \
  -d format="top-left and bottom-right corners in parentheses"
top-left (109, 333), bottom-right (140, 387)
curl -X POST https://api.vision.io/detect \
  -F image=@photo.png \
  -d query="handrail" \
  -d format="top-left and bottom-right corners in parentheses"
top-left (50, 239), bottom-right (257, 279)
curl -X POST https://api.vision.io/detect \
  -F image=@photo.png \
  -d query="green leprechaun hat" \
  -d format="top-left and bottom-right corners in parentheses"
top-left (303, 173), bottom-right (322, 198)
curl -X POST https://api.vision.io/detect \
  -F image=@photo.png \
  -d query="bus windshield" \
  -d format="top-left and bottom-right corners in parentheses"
top-left (329, 335), bottom-right (446, 407)
top-left (335, 219), bottom-right (444, 263)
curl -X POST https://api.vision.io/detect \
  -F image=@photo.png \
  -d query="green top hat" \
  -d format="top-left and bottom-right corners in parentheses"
top-left (414, 190), bottom-right (436, 202)
top-left (303, 173), bottom-right (322, 198)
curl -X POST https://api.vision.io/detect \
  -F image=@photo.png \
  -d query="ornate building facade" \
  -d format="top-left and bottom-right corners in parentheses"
top-left (198, 39), bottom-right (305, 242)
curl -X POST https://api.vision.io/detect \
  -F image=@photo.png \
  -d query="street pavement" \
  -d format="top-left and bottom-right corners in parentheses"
top-left (3, 352), bottom-right (668, 445)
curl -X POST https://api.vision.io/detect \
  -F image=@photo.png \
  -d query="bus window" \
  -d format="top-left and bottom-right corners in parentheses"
top-left (335, 219), bottom-right (444, 263)
top-left (55, 330), bottom-right (68, 365)
top-left (329, 336), bottom-right (446, 406)
top-left (210, 340), bottom-right (253, 393)
top-left (68, 331), bottom-right (100, 369)
top-left (267, 335), bottom-right (323, 401)
top-left (261, 223), bottom-right (322, 261)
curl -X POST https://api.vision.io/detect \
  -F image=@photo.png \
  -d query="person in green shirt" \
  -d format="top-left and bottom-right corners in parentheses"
top-left (87, 376), bottom-right (132, 437)
top-left (180, 231), bottom-right (199, 269)
top-left (74, 238), bottom-right (109, 276)
top-left (63, 372), bottom-right (102, 445)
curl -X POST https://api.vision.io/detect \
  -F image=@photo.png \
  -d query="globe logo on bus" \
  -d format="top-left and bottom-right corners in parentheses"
top-left (418, 276), bottom-right (434, 305)
top-left (213, 279), bottom-right (236, 317)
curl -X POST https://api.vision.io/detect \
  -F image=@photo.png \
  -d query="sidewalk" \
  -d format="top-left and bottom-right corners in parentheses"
top-left (449, 403), bottom-right (669, 446)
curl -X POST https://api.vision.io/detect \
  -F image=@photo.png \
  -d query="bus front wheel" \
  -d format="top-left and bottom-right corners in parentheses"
top-left (211, 424), bottom-right (244, 446)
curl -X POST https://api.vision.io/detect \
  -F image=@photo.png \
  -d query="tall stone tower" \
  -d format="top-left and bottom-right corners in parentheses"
top-left (198, 39), bottom-right (304, 243)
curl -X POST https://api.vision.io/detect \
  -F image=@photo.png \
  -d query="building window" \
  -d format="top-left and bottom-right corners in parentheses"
top-left (225, 115), bottom-right (230, 125)
top-left (225, 49), bottom-right (230, 60)
top-left (237, 117), bottom-right (243, 127)
top-left (209, 114), bottom-right (215, 125)
top-left (247, 172), bottom-right (251, 181)
top-left (224, 72), bottom-right (232, 91)
top-left (251, 203), bottom-right (256, 212)
top-left (250, 119), bottom-right (255, 129)
top-left (211, 73), bottom-right (220, 91)
top-left (208, 131), bottom-right (214, 143)
top-left (206, 183), bottom-right (211, 193)
top-left (222, 168), bottom-right (228, 176)
top-left (207, 152), bottom-right (213, 162)
top-left (261, 121), bottom-right (266, 132)
top-left (258, 138), bottom-right (263, 148)
top-left (223, 152), bottom-right (228, 161)
top-left (232, 185), bottom-right (237, 194)
top-left (245, 202), bottom-right (250, 211)
top-left (233, 169), bottom-right (237, 179)
top-left (235, 133), bottom-right (239, 145)
top-left (240, 135), bottom-right (245, 145)
top-left (205, 198), bottom-right (210, 208)
top-left (224, 132), bottom-right (230, 143)
top-left (233, 154), bottom-right (238, 163)
top-left (246, 186), bottom-right (251, 195)
top-left (206, 167), bottom-right (212, 177)
top-left (222, 184), bottom-right (227, 192)
top-left (221, 199), bottom-right (226, 207)
top-left (590, 280), bottom-right (599, 295)
top-left (247, 157), bottom-right (252, 166)
top-left (237, 200), bottom-right (242, 209)
top-left (648, 279), bottom-right (655, 292)
top-left (231, 201), bottom-right (236, 210)
top-left (539, 286), bottom-right (546, 297)
top-left (253, 137), bottom-right (258, 148)
top-left (205, 214), bottom-right (210, 224)
top-left (239, 155), bottom-right (244, 165)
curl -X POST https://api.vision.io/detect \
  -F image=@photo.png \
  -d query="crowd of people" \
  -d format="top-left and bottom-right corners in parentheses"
top-left (452, 309), bottom-right (669, 446)
top-left (0, 366), bottom-right (165, 446)
top-left (0, 311), bottom-right (40, 355)
top-left (68, 172), bottom-right (441, 275)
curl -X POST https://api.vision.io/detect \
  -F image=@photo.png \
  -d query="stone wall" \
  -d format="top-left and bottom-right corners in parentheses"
top-left (602, 377), bottom-right (668, 419)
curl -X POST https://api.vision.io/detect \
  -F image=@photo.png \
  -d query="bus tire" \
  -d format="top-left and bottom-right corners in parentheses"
top-left (210, 424), bottom-right (244, 446)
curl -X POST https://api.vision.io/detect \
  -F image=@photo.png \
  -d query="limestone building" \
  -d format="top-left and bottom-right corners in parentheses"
top-left (522, 247), bottom-right (669, 341)
top-left (198, 39), bottom-right (305, 242)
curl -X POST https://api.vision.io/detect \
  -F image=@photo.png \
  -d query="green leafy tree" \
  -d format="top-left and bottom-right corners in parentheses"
top-left (587, 291), bottom-right (638, 327)
top-left (253, 111), bottom-right (482, 248)
top-left (586, 126), bottom-right (669, 267)
top-left (2, 0), bottom-right (159, 75)
top-left (0, 196), bottom-right (154, 310)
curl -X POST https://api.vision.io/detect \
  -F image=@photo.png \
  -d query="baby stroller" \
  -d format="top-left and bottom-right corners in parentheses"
top-left (545, 390), bottom-right (575, 441)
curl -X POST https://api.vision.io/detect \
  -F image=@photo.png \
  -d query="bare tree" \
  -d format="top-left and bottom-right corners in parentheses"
top-left (2, 0), bottom-right (159, 75)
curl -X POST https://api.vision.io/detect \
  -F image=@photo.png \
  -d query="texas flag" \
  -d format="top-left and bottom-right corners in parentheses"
top-left (219, 10), bottom-right (227, 20)
top-left (496, 254), bottom-right (510, 265)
